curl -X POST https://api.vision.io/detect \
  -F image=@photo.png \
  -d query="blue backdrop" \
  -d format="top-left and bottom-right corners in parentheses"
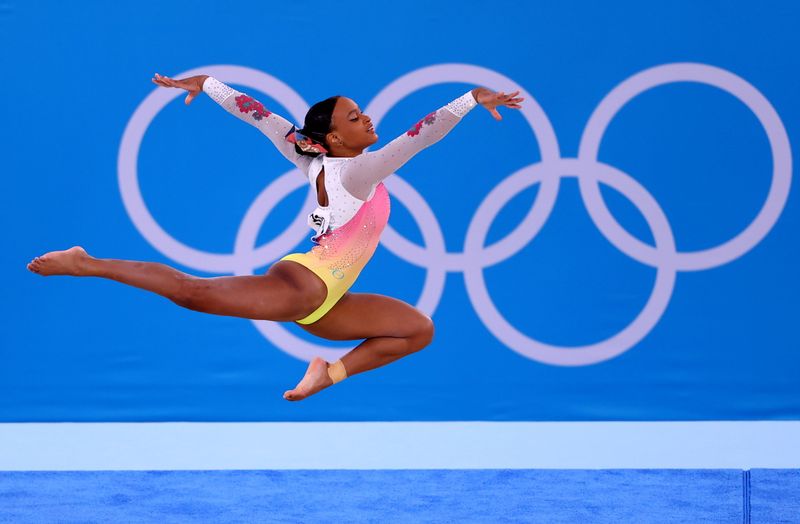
top-left (1, 0), bottom-right (798, 422)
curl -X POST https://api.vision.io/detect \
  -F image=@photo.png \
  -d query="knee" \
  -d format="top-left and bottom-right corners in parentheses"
top-left (409, 315), bottom-right (435, 352)
top-left (172, 276), bottom-right (204, 310)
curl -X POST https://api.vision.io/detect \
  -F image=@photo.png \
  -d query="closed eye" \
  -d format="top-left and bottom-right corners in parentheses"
top-left (349, 108), bottom-right (363, 122)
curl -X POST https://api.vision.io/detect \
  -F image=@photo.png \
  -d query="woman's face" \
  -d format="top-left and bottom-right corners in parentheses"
top-left (327, 97), bottom-right (378, 152)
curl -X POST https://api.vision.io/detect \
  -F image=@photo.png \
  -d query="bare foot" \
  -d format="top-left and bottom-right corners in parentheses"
top-left (27, 246), bottom-right (92, 276)
top-left (283, 357), bottom-right (335, 401)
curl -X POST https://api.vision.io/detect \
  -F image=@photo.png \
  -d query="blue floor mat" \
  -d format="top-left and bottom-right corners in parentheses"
top-left (0, 469), bottom-right (775, 523)
top-left (750, 469), bottom-right (800, 523)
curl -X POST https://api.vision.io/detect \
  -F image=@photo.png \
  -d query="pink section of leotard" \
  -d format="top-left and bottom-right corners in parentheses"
top-left (310, 183), bottom-right (391, 274)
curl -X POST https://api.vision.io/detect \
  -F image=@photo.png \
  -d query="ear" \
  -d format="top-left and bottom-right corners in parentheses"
top-left (327, 132), bottom-right (343, 146)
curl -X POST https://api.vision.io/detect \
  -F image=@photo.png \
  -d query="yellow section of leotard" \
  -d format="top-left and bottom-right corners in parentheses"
top-left (280, 252), bottom-right (358, 324)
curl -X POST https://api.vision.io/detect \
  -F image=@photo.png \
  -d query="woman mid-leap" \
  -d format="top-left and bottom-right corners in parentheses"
top-left (27, 72), bottom-right (523, 401)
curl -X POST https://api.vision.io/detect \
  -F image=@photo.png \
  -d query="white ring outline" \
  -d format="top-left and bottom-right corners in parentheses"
top-left (464, 158), bottom-right (677, 366)
top-left (578, 63), bottom-right (792, 271)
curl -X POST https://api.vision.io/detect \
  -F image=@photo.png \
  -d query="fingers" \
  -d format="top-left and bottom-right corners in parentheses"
top-left (505, 94), bottom-right (524, 107)
top-left (152, 72), bottom-right (199, 106)
top-left (498, 92), bottom-right (522, 102)
top-left (491, 91), bottom-right (524, 109)
top-left (152, 73), bottom-right (172, 87)
top-left (152, 73), bottom-right (181, 89)
top-left (496, 89), bottom-right (523, 111)
top-left (476, 87), bottom-right (524, 120)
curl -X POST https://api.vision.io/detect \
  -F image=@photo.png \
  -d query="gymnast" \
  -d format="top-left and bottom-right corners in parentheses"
top-left (27, 72), bottom-right (523, 401)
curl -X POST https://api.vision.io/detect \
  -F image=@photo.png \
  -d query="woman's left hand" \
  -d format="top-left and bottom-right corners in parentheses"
top-left (472, 88), bottom-right (524, 121)
top-left (152, 73), bottom-right (208, 105)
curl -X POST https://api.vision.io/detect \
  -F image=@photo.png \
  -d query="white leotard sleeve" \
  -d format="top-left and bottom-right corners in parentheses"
top-left (202, 77), bottom-right (313, 172)
top-left (340, 90), bottom-right (479, 200)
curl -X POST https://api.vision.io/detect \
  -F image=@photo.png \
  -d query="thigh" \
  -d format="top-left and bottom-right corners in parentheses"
top-left (297, 292), bottom-right (430, 341)
top-left (188, 260), bottom-right (327, 321)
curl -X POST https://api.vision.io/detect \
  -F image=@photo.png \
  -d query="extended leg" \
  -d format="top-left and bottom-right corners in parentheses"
top-left (27, 246), bottom-right (327, 321)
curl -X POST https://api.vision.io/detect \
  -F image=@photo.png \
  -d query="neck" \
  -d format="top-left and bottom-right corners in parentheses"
top-left (327, 145), bottom-right (364, 158)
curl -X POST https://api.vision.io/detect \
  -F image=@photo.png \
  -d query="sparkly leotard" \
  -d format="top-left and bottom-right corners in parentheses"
top-left (203, 77), bottom-right (477, 324)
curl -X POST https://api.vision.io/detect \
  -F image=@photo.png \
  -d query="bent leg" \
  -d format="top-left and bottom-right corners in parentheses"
top-left (283, 292), bottom-right (434, 400)
top-left (28, 246), bottom-right (327, 321)
top-left (306, 293), bottom-right (435, 374)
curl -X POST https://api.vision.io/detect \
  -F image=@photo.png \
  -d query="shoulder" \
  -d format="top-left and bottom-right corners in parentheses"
top-left (321, 155), bottom-right (357, 170)
top-left (304, 155), bottom-right (325, 179)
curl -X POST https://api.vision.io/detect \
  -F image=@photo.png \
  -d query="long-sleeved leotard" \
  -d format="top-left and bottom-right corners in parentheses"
top-left (202, 76), bottom-right (477, 323)
top-left (203, 77), bottom-right (476, 222)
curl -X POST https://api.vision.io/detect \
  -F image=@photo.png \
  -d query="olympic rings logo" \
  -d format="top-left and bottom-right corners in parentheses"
top-left (118, 63), bottom-right (792, 366)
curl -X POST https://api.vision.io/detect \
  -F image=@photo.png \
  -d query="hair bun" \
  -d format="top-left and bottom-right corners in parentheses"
top-left (285, 126), bottom-right (328, 157)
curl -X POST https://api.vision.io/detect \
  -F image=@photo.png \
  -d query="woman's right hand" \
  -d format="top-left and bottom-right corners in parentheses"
top-left (151, 73), bottom-right (209, 105)
top-left (472, 87), bottom-right (523, 121)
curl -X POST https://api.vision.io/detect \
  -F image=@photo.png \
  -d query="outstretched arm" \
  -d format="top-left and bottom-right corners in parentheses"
top-left (341, 88), bottom-right (523, 200)
top-left (151, 73), bottom-right (312, 172)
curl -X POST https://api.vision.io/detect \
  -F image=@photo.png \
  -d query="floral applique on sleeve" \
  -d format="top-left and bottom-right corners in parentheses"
top-left (235, 95), bottom-right (272, 121)
top-left (406, 112), bottom-right (438, 137)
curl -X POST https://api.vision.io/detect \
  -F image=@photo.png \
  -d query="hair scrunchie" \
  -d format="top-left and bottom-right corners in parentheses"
top-left (285, 126), bottom-right (328, 155)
